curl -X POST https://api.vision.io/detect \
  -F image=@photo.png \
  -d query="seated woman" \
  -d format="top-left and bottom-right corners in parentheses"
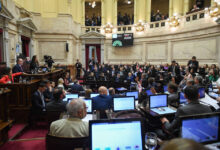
top-left (0, 67), bottom-right (24, 84)
top-left (57, 78), bottom-right (65, 90)
top-left (63, 72), bottom-right (73, 88)
top-left (208, 69), bottom-right (219, 82)
top-left (30, 55), bottom-right (39, 73)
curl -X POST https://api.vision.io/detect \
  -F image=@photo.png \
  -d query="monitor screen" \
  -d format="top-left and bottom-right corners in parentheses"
top-left (164, 85), bottom-right (168, 92)
top-left (146, 90), bottom-right (153, 96)
top-left (63, 94), bottom-right (79, 101)
top-left (198, 87), bottom-right (205, 98)
top-left (150, 95), bottom-right (167, 108)
top-left (126, 91), bottom-right (139, 100)
top-left (181, 115), bottom-right (219, 143)
top-left (84, 98), bottom-right (92, 113)
top-left (179, 92), bottom-right (187, 104)
top-left (113, 97), bottom-right (135, 111)
top-left (91, 93), bottom-right (99, 98)
top-left (90, 119), bottom-right (143, 150)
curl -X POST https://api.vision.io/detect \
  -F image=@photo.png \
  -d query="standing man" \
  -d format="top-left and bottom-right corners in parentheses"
top-left (75, 59), bottom-right (82, 79)
top-left (12, 57), bottom-right (24, 73)
top-left (187, 56), bottom-right (199, 73)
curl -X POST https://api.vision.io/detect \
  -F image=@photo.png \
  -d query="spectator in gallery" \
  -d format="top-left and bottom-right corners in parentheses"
top-left (97, 13), bottom-right (101, 26)
top-left (155, 10), bottom-right (162, 21)
top-left (85, 15), bottom-right (91, 26)
top-left (30, 55), bottom-right (39, 72)
top-left (191, 4), bottom-right (200, 12)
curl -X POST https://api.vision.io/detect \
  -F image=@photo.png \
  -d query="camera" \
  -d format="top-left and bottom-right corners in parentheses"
top-left (44, 55), bottom-right (54, 68)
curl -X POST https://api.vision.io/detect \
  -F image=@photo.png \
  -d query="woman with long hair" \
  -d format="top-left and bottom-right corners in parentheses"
top-left (30, 55), bottom-right (39, 72)
top-left (0, 67), bottom-right (23, 84)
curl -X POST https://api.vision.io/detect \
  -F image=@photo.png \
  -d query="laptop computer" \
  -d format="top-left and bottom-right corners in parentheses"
top-left (198, 87), bottom-right (205, 99)
top-left (146, 89), bottom-right (153, 96)
top-left (149, 94), bottom-right (176, 115)
top-left (179, 92), bottom-right (187, 105)
top-left (84, 98), bottom-right (92, 114)
top-left (126, 91), bottom-right (139, 100)
top-left (113, 96), bottom-right (135, 112)
top-left (63, 93), bottom-right (79, 101)
top-left (90, 93), bottom-right (99, 98)
top-left (180, 113), bottom-right (220, 149)
top-left (89, 118), bottom-right (144, 150)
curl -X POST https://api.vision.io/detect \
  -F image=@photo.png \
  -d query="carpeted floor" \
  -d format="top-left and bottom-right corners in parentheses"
top-left (0, 123), bottom-right (48, 150)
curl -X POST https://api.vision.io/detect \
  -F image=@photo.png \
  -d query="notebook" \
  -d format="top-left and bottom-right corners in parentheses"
top-left (63, 94), bottom-right (79, 101)
top-left (149, 94), bottom-right (176, 115)
top-left (180, 113), bottom-right (220, 149)
top-left (126, 91), bottom-right (139, 100)
top-left (113, 96), bottom-right (135, 112)
top-left (89, 119), bottom-right (144, 150)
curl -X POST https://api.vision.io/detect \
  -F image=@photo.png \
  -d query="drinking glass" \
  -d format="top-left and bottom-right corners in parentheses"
top-left (145, 132), bottom-right (157, 150)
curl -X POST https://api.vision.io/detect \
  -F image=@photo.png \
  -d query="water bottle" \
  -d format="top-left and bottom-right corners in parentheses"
top-left (19, 76), bottom-right (22, 83)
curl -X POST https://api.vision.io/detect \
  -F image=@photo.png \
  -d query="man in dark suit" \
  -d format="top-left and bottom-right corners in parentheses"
top-left (71, 80), bottom-right (84, 93)
top-left (92, 86), bottom-right (112, 110)
top-left (160, 85), bottom-right (212, 137)
top-left (43, 80), bottom-right (54, 102)
top-left (31, 82), bottom-right (47, 114)
top-left (168, 60), bottom-right (181, 84)
top-left (187, 56), bottom-right (199, 73)
top-left (12, 58), bottom-right (24, 73)
top-left (46, 87), bottom-right (67, 112)
top-left (167, 82), bottom-right (179, 106)
top-left (75, 59), bottom-right (82, 79)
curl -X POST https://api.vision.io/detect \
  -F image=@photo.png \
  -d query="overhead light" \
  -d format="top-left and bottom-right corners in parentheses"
top-left (91, 1), bottom-right (96, 8)
top-left (128, 0), bottom-right (131, 4)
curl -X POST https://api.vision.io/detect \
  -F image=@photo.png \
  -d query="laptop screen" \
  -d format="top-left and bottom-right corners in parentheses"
top-left (179, 92), bottom-right (187, 104)
top-left (90, 119), bottom-right (144, 150)
top-left (63, 94), bottom-right (79, 101)
top-left (181, 114), bottom-right (219, 144)
top-left (164, 85), bottom-right (168, 92)
top-left (91, 93), bottom-right (99, 98)
top-left (84, 98), bottom-right (92, 113)
top-left (126, 91), bottom-right (139, 100)
top-left (198, 87), bottom-right (205, 98)
top-left (146, 90), bottom-right (153, 96)
top-left (149, 94), bottom-right (167, 108)
top-left (113, 97), bottom-right (135, 112)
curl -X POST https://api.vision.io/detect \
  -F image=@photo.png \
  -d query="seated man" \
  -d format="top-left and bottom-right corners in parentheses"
top-left (71, 80), bottom-right (84, 93)
top-left (43, 80), bottom-right (54, 102)
top-left (12, 58), bottom-right (24, 73)
top-left (160, 85), bottom-right (212, 138)
top-left (46, 87), bottom-right (67, 112)
top-left (49, 98), bottom-right (88, 138)
top-left (194, 76), bottom-right (203, 88)
top-left (31, 82), bottom-right (47, 114)
top-left (92, 86), bottom-right (112, 110)
top-left (167, 82), bottom-right (179, 106)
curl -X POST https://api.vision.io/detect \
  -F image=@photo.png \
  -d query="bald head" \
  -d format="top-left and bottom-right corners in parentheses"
top-left (66, 98), bottom-right (87, 119)
top-left (98, 86), bottom-right (108, 95)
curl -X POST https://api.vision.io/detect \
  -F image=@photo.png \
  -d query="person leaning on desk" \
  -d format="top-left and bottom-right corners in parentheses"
top-left (159, 85), bottom-right (212, 139)
top-left (0, 67), bottom-right (26, 84)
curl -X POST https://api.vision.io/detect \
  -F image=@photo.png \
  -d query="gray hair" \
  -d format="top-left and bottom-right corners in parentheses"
top-left (66, 98), bottom-right (85, 118)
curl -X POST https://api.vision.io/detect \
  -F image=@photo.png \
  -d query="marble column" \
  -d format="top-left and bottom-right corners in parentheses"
top-left (101, 0), bottom-right (105, 25)
top-left (101, 39), bottom-right (104, 64)
top-left (3, 19), bottom-right (10, 66)
top-left (146, 0), bottom-right (151, 22)
top-left (183, 0), bottom-right (190, 15)
top-left (81, 40), bottom-right (86, 67)
top-left (173, 0), bottom-right (184, 16)
top-left (211, 0), bottom-right (215, 7)
top-left (169, 0), bottom-right (173, 17)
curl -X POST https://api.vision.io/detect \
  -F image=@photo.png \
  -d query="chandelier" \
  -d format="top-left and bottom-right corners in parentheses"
top-left (88, 1), bottom-right (96, 8)
top-left (209, 1), bottom-right (220, 20)
top-left (103, 23), bottom-right (113, 33)
top-left (167, 14), bottom-right (181, 27)
top-left (135, 20), bottom-right (145, 32)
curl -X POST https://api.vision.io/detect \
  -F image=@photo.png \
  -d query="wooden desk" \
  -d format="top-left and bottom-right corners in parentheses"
top-left (0, 89), bottom-right (13, 146)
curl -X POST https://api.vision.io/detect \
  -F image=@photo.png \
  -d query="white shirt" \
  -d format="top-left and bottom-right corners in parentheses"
top-left (49, 118), bottom-right (89, 138)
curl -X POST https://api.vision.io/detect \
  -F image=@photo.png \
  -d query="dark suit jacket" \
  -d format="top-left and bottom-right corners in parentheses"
top-left (31, 91), bottom-right (46, 113)
top-left (164, 100), bottom-right (212, 132)
top-left (46, 100), bottom-right (67, 112)
top-left (12, 64), bottom-right (23, 73)
top-left (187, 60), bottom-right (199, 73)
top-left (168, 65), bottom-right (180, 76)
top-left (92, 95), bottom-right (112, 110)
top-left (168, 93), bottom-right (179, 106)
top-left (71, 84), bottom-right (84, 92)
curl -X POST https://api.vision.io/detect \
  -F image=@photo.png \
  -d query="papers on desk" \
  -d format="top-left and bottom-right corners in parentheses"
top-left (151, 107), bottom-right (176, 115)
top-left (209, 92), bottom-right (219, 98)
top-left (213, 89), bottom-right (219, 93)
top-left (200, 94), bottom-right (220, 110)
top-left (116, 87), bottom-right (127, 91)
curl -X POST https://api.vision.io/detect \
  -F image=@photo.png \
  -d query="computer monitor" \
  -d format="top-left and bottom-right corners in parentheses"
top-left (180, 113), bottom-right (220, 144)
top-left (198, 87), bottom-right (205, 98)
top-left (113, 96), bottom-right (135, 112)
top-left (89, 119), bottom-right (144, 150)
top-left (126, 91), bottom-right (139, 100)
top-left (84, 98), bottom-right (92, 113)
top-left (146, 89), bottom-right (153, 96)
top-left (179, 92), bottom-right (187, 104)
top-left (63, 94), bottom-right (79, 101)
top-left (90, 93), bottom-right (99, 98)
top-left (149, 94), bottom-right (168, 108)
top-left (164, 85), bottom-right (168, 92)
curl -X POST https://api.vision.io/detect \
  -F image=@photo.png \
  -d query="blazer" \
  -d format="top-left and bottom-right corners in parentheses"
top-left (31, 90), bottom-right (46, 112)
top-left (164, 100), bottom-right (212, 132)
top-left (46, 100), bottom-right (67, 112)
top-left (12, 64), bottom-right (23, 73)
top-left (92, 95), bottom-right (112, 110)
top-left (71, 84), bottom-right (84, 92)
top-left (0, 72), bottom-right (22, 84)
